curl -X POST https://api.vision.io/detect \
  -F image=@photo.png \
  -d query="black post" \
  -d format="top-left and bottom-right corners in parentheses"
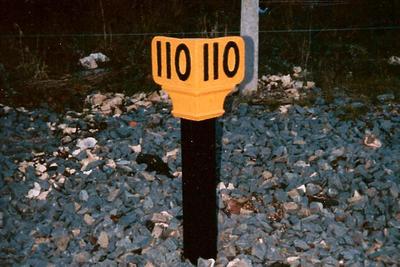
top-left (181, 118), bottom-right (217, 263)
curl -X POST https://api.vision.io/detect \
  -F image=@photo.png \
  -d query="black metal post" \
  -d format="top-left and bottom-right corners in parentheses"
top-left (181, 118), bottom-right (217, 263)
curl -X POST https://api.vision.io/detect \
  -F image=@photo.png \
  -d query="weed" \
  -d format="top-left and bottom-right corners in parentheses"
top-left (15, 52), bottom-right (48, 81)
top-left (337, 103), bottom-right (370, 121)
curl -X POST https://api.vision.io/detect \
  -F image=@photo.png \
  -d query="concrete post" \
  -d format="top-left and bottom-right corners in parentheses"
top-left (240, 0), bottom-right (259, 95)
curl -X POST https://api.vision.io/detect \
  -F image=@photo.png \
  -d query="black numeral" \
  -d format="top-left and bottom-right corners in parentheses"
top-left (175, 44), bottom-right (191, 81)
top-left (156, 39), bottom-right (240, 82)
top-left (166, 42), bottom-right (171, 79)
top-left (213, 43), bottom-right (219, 80)
top-left (203, 44), bottom-right (209, 81)
top-left (156, 41), bottom-right (162, 77)
top-left (223, 41), bottom-right (240, 78)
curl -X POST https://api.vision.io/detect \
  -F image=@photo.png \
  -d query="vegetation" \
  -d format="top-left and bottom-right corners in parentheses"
top-left (0, 0), bottom-right (398, 110)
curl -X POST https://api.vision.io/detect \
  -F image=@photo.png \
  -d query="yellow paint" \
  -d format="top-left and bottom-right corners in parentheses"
top-left (151, 36), bottom-right (245, 121)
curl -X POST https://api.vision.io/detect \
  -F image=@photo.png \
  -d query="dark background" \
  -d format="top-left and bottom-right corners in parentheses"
top-left (0, 0), bottom-right (399, 110)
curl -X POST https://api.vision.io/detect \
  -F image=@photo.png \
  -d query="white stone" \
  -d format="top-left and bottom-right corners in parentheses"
top-left (293, 66), bottom-right (302, 73)
top-left (76, 137), bottom-right (97, 150)
top-left (348, 190), bottom-right (365, 204)
top-left (83, 214), bottom-right (95, 225)
top-left (49, 163), bottom-right (58, 168)
top-left (287, 256), bottom-right (300, 264)
top-left (227, 183), bottom-right (235, 190)
top-left (293, 138), bottom-right (306, 145)
top-left (35, 163), bottom-right (47, 174)
top-left (80, 150), bottom-right (100, 171)
top-left (57, 123), bottom-right (67, 130)
top-left (63, 127), bottom-right (77, 135)
top-left (100, 103), bottom-right (112, 114)
top-left (297, 185), bottom-right (306, 194)
top-left (388, 56), bottom-right (400, 65)
top-left (269, 75), bottom-right (281, 82)
top-left (151, 224), bottom-right (165, 239)
top-left (66, 168), bottom-right (76, 175)
top-left (54, 234), bottom-right (70, 252)
top-left (363, 134), bottom-right (382, 148)
top-left (294, 160), bottom-right (310, 168)
top-left (72, 149), bottom-right (81, 157)
top-left (72, 229), bottom-right (81, 237)
top-left (288, 188), bottom-right (300, 199)
top-left (279, 104), bottom-right (292, 114)
top-left (135, 100), bottom-right (152, 108)
top-left (283, 202), bottom-right (299, 213)
top-left (27, 182), bottom-right (41, 198)
top-left (151, 211), bottom-right (173, 223)
top-left (79, 190), bottom-right (89, 201)
top-left (126, 104), bottom-right (138, 112)
top-left (37, 189), bottom-right (51, 200)
top-left (18, 161), bottom-right (32, 173)
top-left (294, 81), bottom-right (304, 89)
top-left (79, 53), bottom-right (109, 69)
top-left (163, 148), bottom-right (179, 162)
top-left (90, 93), bottom-right (107, 106)
top-left (107, 96), bottom-right (123, 107)
top-left (286, 88), bottom-right (300, 99)
top-left (281, 74), bottom-right (292, 88)
top-left (197, 258), bottom-right (215, 267)
top-left (148, 91), bottom-right (161, 102)
top-left (130, 144), bottom-right (142, 153)
top-left (113, 107), bottom-right (123, 115)
top-left (141, 171), bottom-right (155, 181)
top-left (74, 251), bottom-right (90, 263)
top-left (217, 182), bottom-right (226, 191)
top-left (227, 258), bottom-right (251, 267)
top-left (79, 56), bottom-right (98, 69)
top-left (306, 81), bottom-right (315, 89)
top-left (98, 231), bottom-right (109, 248)
top-left (262, 170), bottom-right (273, 179)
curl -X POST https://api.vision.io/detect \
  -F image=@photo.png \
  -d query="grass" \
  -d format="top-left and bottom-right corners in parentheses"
top-left (337, 104), bottom-right (371, 121)
top-left (0, 1), bottom-right (399, 111)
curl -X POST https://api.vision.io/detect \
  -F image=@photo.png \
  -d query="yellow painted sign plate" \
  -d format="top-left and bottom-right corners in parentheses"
top-left (151, 36), bottom-right (245, 121)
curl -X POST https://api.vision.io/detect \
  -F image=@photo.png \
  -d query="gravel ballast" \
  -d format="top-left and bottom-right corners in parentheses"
top-left (0, 88), bottom-right (399, 266)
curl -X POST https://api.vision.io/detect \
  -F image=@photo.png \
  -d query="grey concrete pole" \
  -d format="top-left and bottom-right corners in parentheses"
top-left (240, 0), bottom-right (259, 95)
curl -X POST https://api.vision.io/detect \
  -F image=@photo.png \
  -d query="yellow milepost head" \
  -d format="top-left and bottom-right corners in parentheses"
top-left (151, 36), bottom-right (245, 121)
